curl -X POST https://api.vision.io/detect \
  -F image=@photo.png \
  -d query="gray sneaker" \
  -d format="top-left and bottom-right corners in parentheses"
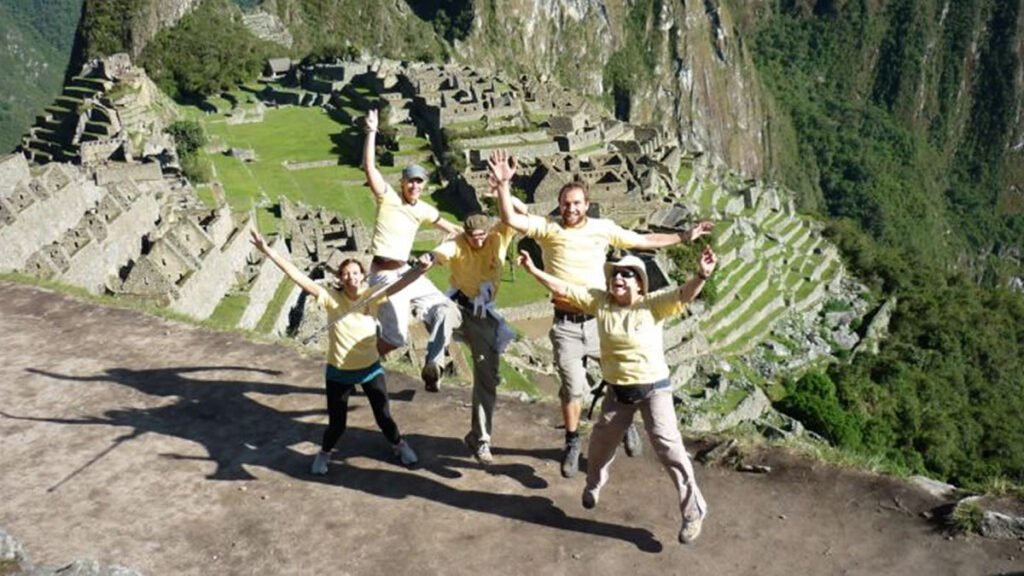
top-left (560, 438), bottom-right (581, 478)
top-left (421, 362), bottom-right (441, 392)
top-left (679, 514), bottom-right (705, 544)
top-left (394, 439), bottom-right (419, 466)
top-left (464, 432), bottom-right (493, 465)
top-left (310, 451), bottom-right (330, 475)
top-left (623, 421), bottom-right (642, 457)
top-left (581, 487), bottom-right (599, 509)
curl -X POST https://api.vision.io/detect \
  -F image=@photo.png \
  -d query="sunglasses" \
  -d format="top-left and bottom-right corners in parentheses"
top-left (611, 269), bottom-right (637, 279)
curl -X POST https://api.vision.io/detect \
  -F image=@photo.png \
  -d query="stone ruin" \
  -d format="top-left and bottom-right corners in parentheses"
top-left (19, 53), bottom-right (175, 168)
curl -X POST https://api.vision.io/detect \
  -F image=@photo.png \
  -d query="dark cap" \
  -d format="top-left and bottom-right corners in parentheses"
top-left (401, 164), bottom-right (429, 181)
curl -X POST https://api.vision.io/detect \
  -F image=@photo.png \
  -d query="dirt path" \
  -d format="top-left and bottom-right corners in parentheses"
top-left (0, 281), bottom-right (1020, 575)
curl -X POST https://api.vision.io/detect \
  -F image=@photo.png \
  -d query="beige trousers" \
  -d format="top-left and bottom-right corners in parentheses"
top-left (585, 388), bottom-right (707, 522)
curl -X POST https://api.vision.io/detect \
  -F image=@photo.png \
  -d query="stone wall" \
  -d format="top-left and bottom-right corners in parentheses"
top-left (0, 163), bottom-right (104, 272)
top-left (95, 162), bottom-right (163, 185)
top-left (172, 214), bottom-right (256, 319)
top-left (59, 185), bottom-right (160, 293)
top-left (238, 236), bottom-right (289, 330)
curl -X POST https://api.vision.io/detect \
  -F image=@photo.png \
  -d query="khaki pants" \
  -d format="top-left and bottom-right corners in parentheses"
top-left (549, 317), bottom-right (600, 402)
top-left (371, 264), bottom-right (461, 366)
top-left (459, 310), bottom-right (501, 445)
top-left (585, 388), bottom-right (707, 522)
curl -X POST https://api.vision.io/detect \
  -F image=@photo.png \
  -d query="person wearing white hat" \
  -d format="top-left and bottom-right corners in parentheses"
top-left (363, 109), bottom-right (462, 392)
top-left (518, 245), bottom-right (718, 544)
top-left (491, 149), bottom-right (714, 478)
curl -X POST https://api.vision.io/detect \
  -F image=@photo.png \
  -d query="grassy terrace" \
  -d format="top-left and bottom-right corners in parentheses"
top-left (186, 99), bottom-right (548, 308)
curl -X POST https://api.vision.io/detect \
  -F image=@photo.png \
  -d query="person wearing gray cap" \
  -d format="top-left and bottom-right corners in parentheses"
top-left (519, 246), bottom-right (718, 545)
top-left (363, 109), bottom-right (462, 392)
top-left (491, 148), bottom-right (714, 479)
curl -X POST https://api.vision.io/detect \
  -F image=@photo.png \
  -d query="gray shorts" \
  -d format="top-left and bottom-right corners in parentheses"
top-left (549, 317), bottom-right (600, 402)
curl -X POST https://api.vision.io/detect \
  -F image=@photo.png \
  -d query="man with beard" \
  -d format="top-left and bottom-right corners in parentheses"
top-left (491, 149), bottom-right (713, 478)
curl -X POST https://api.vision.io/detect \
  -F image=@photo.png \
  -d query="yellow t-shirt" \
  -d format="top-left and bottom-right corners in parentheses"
top-left (562, 285), bottom-right (685, 385)
top-left (432, 223), bottom-right (516, 298)
top-left (524, 215), bottom-right (643, 307)
top-left (369, 183), bottom-right (441, 261)
top-left (316, 285), bottom-right (384, 370)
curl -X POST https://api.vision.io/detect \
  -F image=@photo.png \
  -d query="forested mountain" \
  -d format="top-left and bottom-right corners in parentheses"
top-left (9, 0), bottom-right (1024, 488)
top-left (0, 0), bottom-right (83, 151)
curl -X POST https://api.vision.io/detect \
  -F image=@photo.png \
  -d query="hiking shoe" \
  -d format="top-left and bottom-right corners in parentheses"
top-left (560, 438), bottom-right (582, 478)
top-left (581, 487), bottom-right (599, 510)
top-left (394, 439), bottom-right (419, 466)
top-left (623, 421), bottom-right (642, 457)
top-left (310, 451), bottom-right (330, 475)
top-left (464, 432), bottom-right (493, 465)
top-left (474, 441), bottom-right (494, 465)
top-left (421, 362), bottom-right (441, 392)
top-left (679, 515), bottom-right (704, 544)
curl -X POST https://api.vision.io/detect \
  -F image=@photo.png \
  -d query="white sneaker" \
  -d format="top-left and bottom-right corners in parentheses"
top-left (394, 439), bottom-right (418, 466)
top-left (679, 514), bottom-right (705, 544)
top-left (310, 451), bottom-right (330, 475)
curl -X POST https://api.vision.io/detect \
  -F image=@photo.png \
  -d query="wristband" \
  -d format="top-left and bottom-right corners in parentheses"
top-left (697, 271), bottom-right (711, 281)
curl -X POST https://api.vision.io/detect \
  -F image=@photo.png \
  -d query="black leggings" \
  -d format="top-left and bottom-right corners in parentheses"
top-left (321, 372), bottom-right (401, 452)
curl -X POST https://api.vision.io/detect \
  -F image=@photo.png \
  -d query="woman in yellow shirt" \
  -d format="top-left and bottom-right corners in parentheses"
top-left (250, 231), bottom-right (419, 475)
top-left (519, 246), bottom-right (717, 544)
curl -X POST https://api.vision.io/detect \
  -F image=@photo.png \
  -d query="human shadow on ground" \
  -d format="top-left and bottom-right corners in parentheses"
top-left (13, 365), bottom-right (661, 550)
top-left (18, 366), bottom-right (325, 482)
top-left (303, 453), bottom-right (663, 553)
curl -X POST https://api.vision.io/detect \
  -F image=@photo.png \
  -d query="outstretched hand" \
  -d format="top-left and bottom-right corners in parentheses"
top-left (688, 220), bottom-right (715, 242)
top-left (698, 245), bottom-right (717, 278)
top-left (249, 230), bottom-right (269, 254)
top-left (365, 109), bottom-right (379, 133)
top-left (517, 249), bottom-right (537, 272)
top-left (487, 149), bottom-right (517, 184)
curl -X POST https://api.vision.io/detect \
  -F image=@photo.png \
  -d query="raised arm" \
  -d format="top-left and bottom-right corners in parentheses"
top-left (630, 220), bottom-right (715, 250)
top-left (250, 230), bottom-right (321, 299)
top-left (432, 216), bottom-right (462, 237)
top-left (489, 149), bottom-right (530, 233)
top-left (361, 109), bottom-right (388, 197)
top-left (677, 245), bottom-right (718, 304)
top-left (517, 249), bottom-right (570, 300)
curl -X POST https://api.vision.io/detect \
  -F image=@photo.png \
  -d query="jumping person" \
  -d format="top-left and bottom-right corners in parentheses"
top-left (519, 246), bottom-right (718, 544)
top-left (491, 149), bottom-right (714, 478)
top-left (363, 108), bottom-right (462, 392)
top-left (249, 230), bottom-right (419, 475)
top-left (414, 210), bottom-right (518, 465)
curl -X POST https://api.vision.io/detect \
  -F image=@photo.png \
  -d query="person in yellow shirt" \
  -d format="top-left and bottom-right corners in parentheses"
top-left (518, 246), bottom-right (718, 544)
top-left (249, 230), bottom-right (419, 475)
top-left (491, 149), bottom-right (714, 478)
top-left (363, 109), bottom-right (462, 392)
top-left (414, 213), bottom-right (518, 464)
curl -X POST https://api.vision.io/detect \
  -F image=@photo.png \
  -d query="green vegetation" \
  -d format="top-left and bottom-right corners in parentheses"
top-left (602, 0), bottom-right (659, 119)
top-left (0, 0), bottom-right (82, 150)
top-left (79, 0), bottom-right (138, 58)
top-left (748, 0), bottom-right (1024, 489)
top-left (950, 499), bottom-right (984, 535)
top-left (167, 119), bottom-right (209, 183)
top-left (139, 0), bottom-right (272, 100)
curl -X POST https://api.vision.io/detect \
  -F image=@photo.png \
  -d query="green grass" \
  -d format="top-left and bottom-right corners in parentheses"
top-left (677, 163), bottom-right (693, 186)
top-left (255, 277), bottom-right (295, 334)
top-left (207, 292), bottom-right (249, 329)
top-left (500, 358), bottom-right (540, 396)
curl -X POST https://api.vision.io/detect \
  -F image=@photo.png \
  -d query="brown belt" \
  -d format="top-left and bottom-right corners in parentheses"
top-left (371, 255), bottom-right (406, 270)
